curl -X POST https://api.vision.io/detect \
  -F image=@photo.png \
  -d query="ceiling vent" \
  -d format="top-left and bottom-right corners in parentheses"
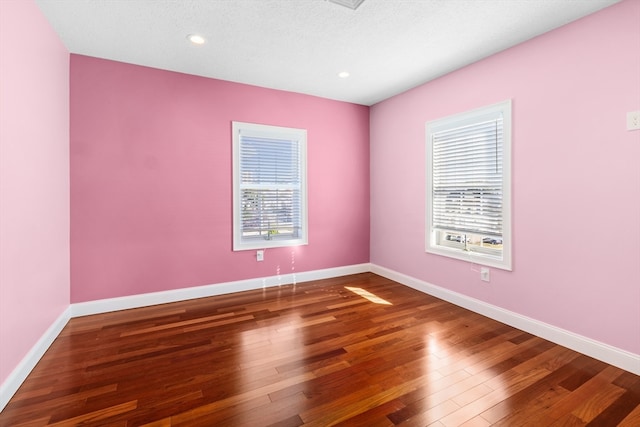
top-left (327, 0), bottom-right (366, 10)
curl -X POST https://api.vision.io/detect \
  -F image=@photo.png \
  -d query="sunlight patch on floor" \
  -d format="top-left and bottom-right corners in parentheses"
top-left (344, 286), bottom-right (392, 305)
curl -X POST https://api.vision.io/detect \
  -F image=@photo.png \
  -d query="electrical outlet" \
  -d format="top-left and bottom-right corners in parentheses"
top-left (256, 250), bottom-right (264, 262)
top-left (627, 110), bottom-right (640, 131)
top-left (480, 267), bottom-right (490, 282)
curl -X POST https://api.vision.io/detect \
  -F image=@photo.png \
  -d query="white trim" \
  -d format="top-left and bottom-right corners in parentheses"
top-left (425, 99), bottom-right (512, 271)
top-left (370, 264), bottom-right (640, 376)
top-left (232, 121), bottom-right (308, 251)
top-left (71, 263), bottom-right (371, 317)
top-left (0, 307), bottom-right (72, 411)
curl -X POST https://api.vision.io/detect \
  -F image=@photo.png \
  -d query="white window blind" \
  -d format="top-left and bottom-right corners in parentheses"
top-left (432, 114), bottom-right (503, 237)
top-left (426, 100), bottom-right (511, 270)
top-left (233, 122), bottom-right (307, 251)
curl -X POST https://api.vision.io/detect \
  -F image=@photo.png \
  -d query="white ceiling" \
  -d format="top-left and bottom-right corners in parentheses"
top-left (35, 0), bottom-right (620, 106)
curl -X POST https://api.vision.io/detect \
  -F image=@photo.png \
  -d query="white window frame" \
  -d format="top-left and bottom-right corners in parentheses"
top-left (425, 100), bottom-right (512, 270)
top-left (232, 121), bottom-right (308, 251)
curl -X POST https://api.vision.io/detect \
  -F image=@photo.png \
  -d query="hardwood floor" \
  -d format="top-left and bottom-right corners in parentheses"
top-left (1, 273), bottom-right (638, 426)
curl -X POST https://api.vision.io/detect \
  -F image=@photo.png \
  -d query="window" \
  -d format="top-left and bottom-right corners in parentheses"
top-left (232, 121), bottom-right (308, 251)
top-left (426, 100), bottom-right (512, 270)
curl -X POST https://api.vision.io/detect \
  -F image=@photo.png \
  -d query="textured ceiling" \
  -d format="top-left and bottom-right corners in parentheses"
top-left (35, 0), bottom-right (620, 106)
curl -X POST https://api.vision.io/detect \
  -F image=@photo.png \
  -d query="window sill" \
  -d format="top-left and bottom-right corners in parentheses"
top-left (426, 245), bottom-right (512, 271)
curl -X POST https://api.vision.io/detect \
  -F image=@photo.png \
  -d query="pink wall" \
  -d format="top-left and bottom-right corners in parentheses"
top-left (371, 0), bottom-right (640, 355)
top-left (0, 1), bottom-right (70, 385)
top-left (70, 56), bottom-right (370, 302)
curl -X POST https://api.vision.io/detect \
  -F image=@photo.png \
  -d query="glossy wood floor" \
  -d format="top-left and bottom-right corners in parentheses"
top-left (1, 273), bottom-right (639, 426)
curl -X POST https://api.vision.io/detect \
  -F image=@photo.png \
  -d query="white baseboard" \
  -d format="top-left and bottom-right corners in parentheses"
top-left (71, 263), bottom-right (372, 317)
top-left (370, 264), bottom-right (640, 376)
top-left (0, 307), bottom-right (72, 411)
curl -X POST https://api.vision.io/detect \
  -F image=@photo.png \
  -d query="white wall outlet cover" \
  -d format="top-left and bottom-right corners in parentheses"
top-left (480, 267), bottom-right (490, 282)
top-left (627, 110), bottom-right (640, 131)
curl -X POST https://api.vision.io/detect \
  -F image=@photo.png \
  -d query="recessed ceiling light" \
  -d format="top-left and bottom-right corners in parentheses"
top-left (338, 71), bottom-right (350, 78)
top-left (187, 34), bottom-right (206, 45)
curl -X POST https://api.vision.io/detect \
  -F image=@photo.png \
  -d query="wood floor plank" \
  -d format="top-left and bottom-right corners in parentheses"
top-left (47, 400), bottom-right (138, 426)
top-left (396, 398), bottom-right (461, 426)
top-left (1, 273), bottom-right (638, 426)
top-left (544, 366), bottom-right (628, 422)
top-left (12, 417), bottom-right (53, 427)
top-left (459, 415), bottom-right (493, 427)
top-left (617, 403), bottom-right (640, 426)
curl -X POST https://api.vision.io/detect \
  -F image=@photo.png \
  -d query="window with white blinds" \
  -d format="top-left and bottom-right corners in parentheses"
top-left (232, 122), bottom-right (307, 251)
top-left (426, 100), bottom-right (512, 270)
